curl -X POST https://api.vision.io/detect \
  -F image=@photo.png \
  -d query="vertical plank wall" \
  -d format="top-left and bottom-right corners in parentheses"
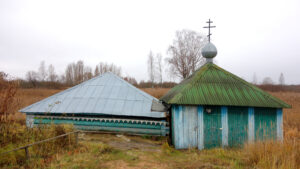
top-left (248, 107), bottom-right (255, 142)
top-left (197, 106), bottom-right (204, 149)
top-left (172, 105), bottom-right (282, 149)
top-left (221, 106), bottom-right (228, 147)
top-left (276, 108), bottom-right (283, 141)
top-left (172, 105), bottom-right (198, 149)
top-left (26, 114), bottom-right (35, 128)
top-left (254, 108), bottom-right (277, 141)
top-left (203, 106), bottom-right (222, 148)
top-left (228, 106), bottom-right (248, 147)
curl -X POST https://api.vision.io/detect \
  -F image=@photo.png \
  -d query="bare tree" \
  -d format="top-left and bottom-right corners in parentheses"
top-left (123, 76), bottom-right (138, 85)
top-left (95, 62), bottom-right (122, 76)
top-left (59, 74), bottom-right (66, 84)
top-left (65, 63), bottom-right (75, 85)
top-left (48, 64), bottom-right (57, 82)
top-left (38, 61), bottom-right (47, 81)
top-left (94, 66), bottom-right (100, 76)
top-left (26, 71), bottom-right (39, 87)
top-left (147, 51), bottom-right (155, 87)
top-left (279, 73), bottom-right (285, 85)
top-left (252, 73), bottom-right (258, 84)
top-left (156, 53), bottom-right (163, 85)
top-left (262, 77), bottom-right (274, 85)
top-left (166, 29), bottom-right (207, 79)
top-left (84, 66), bottom-right (93, 81)
top-left (74, 60), bottom-right (84, 84)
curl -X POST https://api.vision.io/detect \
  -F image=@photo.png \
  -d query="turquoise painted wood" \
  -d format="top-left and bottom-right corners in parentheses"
top-left (34, 118), bottom-right (167, 135)
top-left (75, 126), bottom-right (163, 135)
top-left (171, 105), bottom-right (282, 150)
top-left (228, 106), bottom-right (248, 147)
top-left (172, 105), bottom-right (181, 148)
top-left (171, 106), bottom-right (175, 145)
top-left (221, 106), bottom-right (228, 147)
top-left (276, 108), bottom-right (283, 141)
top-left (248, 107), bottom-right (255, 142)
top-left (177, 105), bottom-right (184, 148)
top-left (204, 106), bottom-right (222, 149)
top-left (254, 108), bottom-right (277, 141)
top-left (197, 106), bottom-right (204, 150)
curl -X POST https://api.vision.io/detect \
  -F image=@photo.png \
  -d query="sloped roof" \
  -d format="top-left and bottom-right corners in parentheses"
top-left (161, 63), bottom-right (291, 108)
top-left (20, 72), bottom-right (166, 118)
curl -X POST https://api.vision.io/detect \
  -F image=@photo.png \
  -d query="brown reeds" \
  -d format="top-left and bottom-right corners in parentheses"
top-left (0, 75), bottom-right (76, 168)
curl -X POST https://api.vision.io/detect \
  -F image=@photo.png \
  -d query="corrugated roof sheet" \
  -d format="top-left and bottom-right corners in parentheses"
top-left (161, 63), bottom-right (291, 108)
top-left (20, 72), bottom-right (166, 118)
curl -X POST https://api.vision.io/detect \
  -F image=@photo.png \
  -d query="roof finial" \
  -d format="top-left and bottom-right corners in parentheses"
top-left (202, 19), bottom-right (217, 62)
top-left (203, 19), bottom-right (216, 42)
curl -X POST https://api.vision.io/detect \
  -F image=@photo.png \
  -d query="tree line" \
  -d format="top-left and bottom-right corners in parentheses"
top-left (2, 29), bottom-right (290, 89)
top-left (23, 61), bottom-right (123, 88)
top-left (21, 60), bottom-right (177, 89)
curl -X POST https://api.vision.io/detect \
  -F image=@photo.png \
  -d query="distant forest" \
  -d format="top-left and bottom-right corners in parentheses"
top-left (0, 30), bottom-right (295, 90)
top-left (1, 60), bottom-right (177, 89)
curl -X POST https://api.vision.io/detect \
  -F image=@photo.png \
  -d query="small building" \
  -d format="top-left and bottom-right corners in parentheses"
top-left (161, 41), bottom-right (291, 149)
top-left (20, 72), bottom-right (168, 136)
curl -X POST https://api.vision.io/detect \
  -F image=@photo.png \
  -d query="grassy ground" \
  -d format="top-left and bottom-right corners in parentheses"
top-left (1, 88), bottom-right (300, 169)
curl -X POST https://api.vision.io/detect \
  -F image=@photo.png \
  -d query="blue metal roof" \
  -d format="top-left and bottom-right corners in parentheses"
top-left (20, 72), bottom-right (166, 118)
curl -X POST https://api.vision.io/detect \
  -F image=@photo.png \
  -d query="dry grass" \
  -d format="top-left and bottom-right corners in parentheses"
top-left (0, 86), bottom-right (75, 168)
top-left (141, 88), bottom-right (170, 99)
top-left (1, 88), bottom-right (300, 169)
top-left (7, 88), bottom-right (62, 123)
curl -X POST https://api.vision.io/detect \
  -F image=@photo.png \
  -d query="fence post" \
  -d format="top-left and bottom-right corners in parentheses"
top-left (75, 131), bottom-right (78, 146)
top-left (24, 147), bottom-right (30, 161)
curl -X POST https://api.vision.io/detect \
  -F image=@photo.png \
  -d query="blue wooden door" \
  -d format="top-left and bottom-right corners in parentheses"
top-left (203, 106), bottom-right (222, 148)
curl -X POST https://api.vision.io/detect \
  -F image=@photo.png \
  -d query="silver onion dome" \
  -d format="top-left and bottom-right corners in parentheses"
top-left (201, 42), bottom-right (217, 59)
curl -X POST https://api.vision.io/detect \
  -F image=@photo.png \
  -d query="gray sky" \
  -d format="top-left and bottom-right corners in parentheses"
top-left (1, 0), bottom-right (300, 84)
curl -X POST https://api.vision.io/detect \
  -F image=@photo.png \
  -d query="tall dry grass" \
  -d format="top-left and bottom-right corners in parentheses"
top-left (0, 80), bottom-right (75, 168)
top-left (2, 88), bottom-right (300, 168)
top-left (0, 123), bottom-right (76, 167)
top-left (242, 92), bottom-right (300, 169)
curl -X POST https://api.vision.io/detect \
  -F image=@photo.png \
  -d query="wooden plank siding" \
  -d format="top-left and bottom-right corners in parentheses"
top-left (32, 117), bottom-right (169, 136)
top-left (197, 106), bottom-right (204, 150)
top-left (221, 106), bottom-right (228, 147)
top-left (228, 106), bottom-right (248, 147)
top-left (171, 105), bottom-right (283, 149)
top-left (254, 108), bottom-right (277, 141)
top-left (204, 106), bottom-right (222, 148)
top-left (276, 108), bottom-right (283, 141)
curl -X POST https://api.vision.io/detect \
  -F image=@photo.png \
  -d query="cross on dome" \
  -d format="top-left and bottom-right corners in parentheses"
top-left (203, 19), bottom-right (216, 42)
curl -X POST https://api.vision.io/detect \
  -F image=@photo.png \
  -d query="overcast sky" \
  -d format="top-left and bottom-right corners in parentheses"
top-left (0, 0), bottom-right (299, 84)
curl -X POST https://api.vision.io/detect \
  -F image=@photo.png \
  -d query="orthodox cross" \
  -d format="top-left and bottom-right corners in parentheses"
top-left (203, 19), bottom-right (216, 42)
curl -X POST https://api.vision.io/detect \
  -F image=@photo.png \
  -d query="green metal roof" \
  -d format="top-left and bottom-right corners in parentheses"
top-left (161, 63), bottom-right (291, 108)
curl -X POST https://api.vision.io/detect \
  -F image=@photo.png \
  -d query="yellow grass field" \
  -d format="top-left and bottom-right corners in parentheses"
top-left (2, 88), bottom-right (300, 169)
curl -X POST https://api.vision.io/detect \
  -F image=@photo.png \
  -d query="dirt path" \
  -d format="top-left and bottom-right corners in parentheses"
top-left (79, 132), bottom-right (163, 151)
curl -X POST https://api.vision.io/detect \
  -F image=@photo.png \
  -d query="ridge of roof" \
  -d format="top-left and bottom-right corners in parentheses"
top-left (107, 72), bottom-right (159, 102)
